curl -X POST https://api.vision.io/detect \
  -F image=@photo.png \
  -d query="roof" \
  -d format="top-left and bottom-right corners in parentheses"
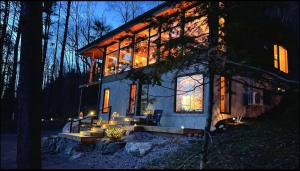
top-left (77, 1), bottom-right (196, 58)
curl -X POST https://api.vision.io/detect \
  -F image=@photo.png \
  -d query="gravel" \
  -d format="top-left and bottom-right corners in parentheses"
top-left (42, 132), bottom-right (202, 169)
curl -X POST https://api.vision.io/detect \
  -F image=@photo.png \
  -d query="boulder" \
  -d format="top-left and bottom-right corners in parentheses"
top-left (125, 142), bottom-right (152, 157)
top-left (101, 141), bottom-right (126, 155)
top-left (69, 152), bottom-right (82, 160)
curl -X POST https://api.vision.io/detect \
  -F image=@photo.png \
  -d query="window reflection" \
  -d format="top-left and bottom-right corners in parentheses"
top-left (134, 40), bottom-right (148, 68)
top-left (134, 29), bottom-right (149, 68)
top-left (176, 74), bottom-right (203, 112)
top-left (119, 46), bottom-right (132, 72)
top-left (104, 51), bottom-right (118, 76)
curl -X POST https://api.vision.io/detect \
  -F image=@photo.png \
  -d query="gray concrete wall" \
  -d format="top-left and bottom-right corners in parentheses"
top-left (98, 67), bottom-right (279, 130)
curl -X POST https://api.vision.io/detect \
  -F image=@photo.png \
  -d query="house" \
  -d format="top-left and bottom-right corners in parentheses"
top-left (77, 1), bottom-right (291, 131)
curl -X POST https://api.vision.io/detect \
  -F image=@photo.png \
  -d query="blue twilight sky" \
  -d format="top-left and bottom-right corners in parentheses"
top-left (81, 1), bottom-right (164, 29)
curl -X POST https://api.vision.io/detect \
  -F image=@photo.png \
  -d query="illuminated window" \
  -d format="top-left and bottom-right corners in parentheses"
top-left (105, 43), bottom-right (119, 76)
top-left (129, 83), bottom-right (137, 114)
top-left (102, 88), bottom-right (110, 113)
top-left (160, 31), bottom-right (170, 59)
top-left (149, 27), bottom-right (159, 64)
top-left (176, 74), bottom-right (203, 112)
top-left (119, 37), bottom-right (133, 72)
top-left (184, 7), bottom-right (209, 45)
top-left (273, 44), bottom-right (288, 73)
top-left (220, 76), bottom-right (231, 113)
top-left (133, 29), bottom-right (149, 68)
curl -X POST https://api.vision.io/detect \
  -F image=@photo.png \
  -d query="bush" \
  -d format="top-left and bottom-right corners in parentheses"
top-left (105, 126), bottom-right (126, 141)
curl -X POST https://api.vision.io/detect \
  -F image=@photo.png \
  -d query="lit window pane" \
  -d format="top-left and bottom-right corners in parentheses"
top-left (176, 74), bottom-right (203, 112)
top-left (133, 40), bottom-right (148, 68)
top-left (119, 46), bottom-right (132, 72)
top-left (103, 89), bottom-right (110, 113)
top-left (279, 46), bottom-right (288, 73)
top-left (120, 37), bottom-right (132, 48)
top-left (274, 45), bottom-right (278, 69)
top-left (107, 43), bottom-right (118, 54)
top-left (104, 51), bottom-right (118, 76)
top-left (149, 35), bottom-right (158, 64)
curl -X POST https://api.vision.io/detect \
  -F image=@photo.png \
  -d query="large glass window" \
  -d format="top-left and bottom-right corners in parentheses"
top-left (140, 84), bottom-right (149, 114)
top-left (274, 44), bottom-right (288, 73)
top-left (184, 7), bottom-right (209, 45)
top-left (149, 27), bottom-right (158, 64)
top-left (102, 88), bottom-right (110, 113)
top-left (176, 74), bottom-right (203, 112)
top-left (104, 49), bottom-right (118, 76)
top-left (134, 29), bottom-right (149, 68)
top-left (119, 37), bottom-right (133, 72)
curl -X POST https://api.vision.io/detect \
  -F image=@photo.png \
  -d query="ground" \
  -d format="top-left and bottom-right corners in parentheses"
top-left (1, 94), bottom-right (299, 169)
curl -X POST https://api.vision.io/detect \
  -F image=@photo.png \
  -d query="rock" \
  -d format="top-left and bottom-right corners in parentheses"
top-left (64, 142), bottom-right (78, 156)
top-left (101, 141), bottom-right (126, 155)
top-left (125, 142), bottom-right (152, 157)
top-left (152, 139), bottom-right (169, 146)
top-left (41, 137), bottom-right (49, 150)
top-left (62, 121), bottom-right (78, 133)
top-left (69, 152), bottom-right (82, 160)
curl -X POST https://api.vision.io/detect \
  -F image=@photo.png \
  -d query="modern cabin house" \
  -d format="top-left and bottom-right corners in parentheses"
top-left (76, 1), bottom-right (290, 131)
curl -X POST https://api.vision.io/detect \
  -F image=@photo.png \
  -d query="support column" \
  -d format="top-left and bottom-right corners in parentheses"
top-left (89, 52), bottom-right (95, 83)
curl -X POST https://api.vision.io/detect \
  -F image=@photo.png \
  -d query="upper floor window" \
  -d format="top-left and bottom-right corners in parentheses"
top-left (104, 43), bottom-right (118, 76)
top-left (184, 6), bottom-right (209, 45)
top-left (134, 29), bottom-right (149, 68)
top-left (119, 37), bottom-right (133, 72)
top-left (274, 44), bottom-right (288, 73)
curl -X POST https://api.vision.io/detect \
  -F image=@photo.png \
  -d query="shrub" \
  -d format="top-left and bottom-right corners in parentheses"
top-left (105, 126), bottom-right (126, 141)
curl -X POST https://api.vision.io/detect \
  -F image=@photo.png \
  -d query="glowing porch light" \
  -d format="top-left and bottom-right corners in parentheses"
top-left (89, 111), bottom-right (95, 116)
top-left (68, 118), bottom-right (72, 121)
top-left (124, 117), bottom-right (130, 122)
top-left (50, 118), bottom-right (53, 121)
top-left (181, 125), bottom-right (185, 129)
top-left (134, 123), bottom-right (137, 127)
top-left (41, 118), bottom-right (45, 122)
top-left (232, 117), bottom-right (236, 121)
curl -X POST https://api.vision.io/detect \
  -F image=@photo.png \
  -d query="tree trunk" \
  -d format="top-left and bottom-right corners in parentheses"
top-left (58, 1), bottom-right (71, 78)
top-left (2, 3), bottom-right (17, 97)
top-left (17, 1), bottom-right (43, 169)
top-left (51, 1), bottom-right (61, 82)
top-left (200, 2), bottom-right (219, 169)
top-left (4, 2), bottom-right (22, 121)
top-left (0, 1), bottom-right (10, 99)
top-left (41, 2), bottom-right (53, 86)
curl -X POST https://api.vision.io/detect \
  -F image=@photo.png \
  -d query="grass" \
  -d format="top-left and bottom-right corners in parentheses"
top-left (144, 92), bottom-right (299, 169)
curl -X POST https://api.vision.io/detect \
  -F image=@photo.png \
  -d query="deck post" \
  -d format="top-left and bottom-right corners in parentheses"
top-left (78, 119), bottom-right (81, 133)
top-left (69, 119), bottom-right (73, 133)
top-left (108, 106), bottom-right (112, 122)
top-left (89, 52), bottom-right (95, 83)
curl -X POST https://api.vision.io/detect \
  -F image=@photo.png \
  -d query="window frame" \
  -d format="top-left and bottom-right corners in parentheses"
top-left (102, 88), bottom-right (110, 113)
top-left (174, 72), bottom-right (205, 114)
top-left (219, 76), bottom-right (232, 114)
top-left (128, 83), bottom-right (137, 114)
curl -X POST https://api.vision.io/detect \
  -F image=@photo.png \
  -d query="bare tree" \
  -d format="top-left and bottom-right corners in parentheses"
top-left (0, 1), bottom-right (10, 99)
top-left (17, 1), bottom-right (43, 168)
top-left (41, 1), bottom-right (54, 87)
top-left (58, 1), bottom-right (71, 78)
top-left (108, 1), bottom-right (144, 23)
top-left (51, 1), bottom-right (61, 82)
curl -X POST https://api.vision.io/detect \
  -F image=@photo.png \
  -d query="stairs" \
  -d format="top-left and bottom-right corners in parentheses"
top-left (61, 116), bottom-right (135, 143)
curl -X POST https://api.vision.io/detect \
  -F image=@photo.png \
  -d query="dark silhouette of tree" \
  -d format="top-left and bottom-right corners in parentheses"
top-left (59, 1), bottom-right (71, 78)
top-left (0, 1), bottom-right (10, 99)
top-left (16, 1), bottom-right (43, 169)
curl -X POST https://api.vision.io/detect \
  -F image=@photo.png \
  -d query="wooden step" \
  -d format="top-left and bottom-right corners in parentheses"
top-left (58, 132), bottom-right (98, 143)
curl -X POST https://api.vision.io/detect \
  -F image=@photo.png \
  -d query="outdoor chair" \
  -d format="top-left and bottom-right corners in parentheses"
top-left (145, 110), bottom-right (163, 126)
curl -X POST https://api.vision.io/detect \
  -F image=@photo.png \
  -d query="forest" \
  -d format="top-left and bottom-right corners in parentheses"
top-left (0, 1), bottom-right (161, 132)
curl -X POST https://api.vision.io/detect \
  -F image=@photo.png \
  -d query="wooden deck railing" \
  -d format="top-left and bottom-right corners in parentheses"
top-left (69, 106), bottom-right (112, 133)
